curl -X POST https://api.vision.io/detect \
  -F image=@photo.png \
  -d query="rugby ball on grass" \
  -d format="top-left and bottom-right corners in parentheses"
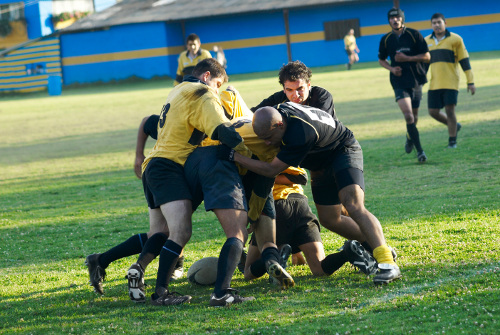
top-left (187, 257), bottom-right (218, 286)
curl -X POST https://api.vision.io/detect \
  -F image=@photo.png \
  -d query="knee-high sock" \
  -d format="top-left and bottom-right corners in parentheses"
top-left (261, 246), bottom-right (281, 270)
top-left (99, 233), bottom-right (148, 268)
top-left (407, 123), bottom-right (423, 152)
top-left (213, 237), bottom-right (243, 297)
top-left (321, 251), bottom-right (348, 275)
top-left (137, 232), bottom-right (168, 270)
top-left (155, 240), bottom-right (182, 296)
top-left (249, 258), bottom-right (267, 278)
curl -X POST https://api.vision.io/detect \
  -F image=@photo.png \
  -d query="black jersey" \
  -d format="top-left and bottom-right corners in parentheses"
top-left (276, 102), bottom-right (354, 171)
top-left (378, 27), bottom-right (429, 89)
top-left (251, 86), bottom-right (336, 119)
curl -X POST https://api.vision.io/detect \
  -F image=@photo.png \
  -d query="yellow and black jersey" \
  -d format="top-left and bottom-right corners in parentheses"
top-left (174, 49), bottom-right (212, 85)
top-left (425, 30), bottom-right (474, 90)
top-left (231, 116), bottom-right (278, 164)
top-left (273, 166), bottom-right (307, 201)
top-left (201, 90), bottom-right (254, 147)
top-left (344, 34), bottom-right (356, 51)
top-left (142, 77), bottom-right (251, 171)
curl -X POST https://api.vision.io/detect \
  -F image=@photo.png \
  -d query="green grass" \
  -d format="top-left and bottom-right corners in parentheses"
top-left (1, 51), bottom-right (499, 334)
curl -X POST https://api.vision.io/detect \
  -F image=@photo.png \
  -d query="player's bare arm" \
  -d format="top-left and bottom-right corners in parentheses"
top-left (233, 153), bottom-right (289, 178)
top-left (378, 59), bottom-right (402, 76)
top-left (135, 115), bottom-right (151, 179)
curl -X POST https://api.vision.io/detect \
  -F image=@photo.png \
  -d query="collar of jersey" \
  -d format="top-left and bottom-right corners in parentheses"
top-left (183, 75), bottom-right (206, 85)
top-left (430, 29), bottom-right (450, 39)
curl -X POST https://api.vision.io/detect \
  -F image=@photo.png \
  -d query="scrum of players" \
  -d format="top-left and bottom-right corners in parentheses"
top-left (88, 6), bottom-right (462, 304)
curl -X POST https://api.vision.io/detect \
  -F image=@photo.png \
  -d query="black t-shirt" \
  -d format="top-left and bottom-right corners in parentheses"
top-left (251, 86), bottom-right (337, 119)
top-left (144, 114), bottom-right (160, 139)
top-left (378, 27), bottom-right (429, 89)
top-left (276, 102), bottom-right (354, 171)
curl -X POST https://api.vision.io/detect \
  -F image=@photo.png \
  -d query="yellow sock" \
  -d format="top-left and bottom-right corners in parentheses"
top-left (373, 245), bottom-right (396, 265)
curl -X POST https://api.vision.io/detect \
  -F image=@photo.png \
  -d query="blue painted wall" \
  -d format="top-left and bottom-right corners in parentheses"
top-left (55, 0), bottom-right (500, 85)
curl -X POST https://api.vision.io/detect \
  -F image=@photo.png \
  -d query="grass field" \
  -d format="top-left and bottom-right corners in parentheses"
top-left (1, 51), bottom-right (499, 334)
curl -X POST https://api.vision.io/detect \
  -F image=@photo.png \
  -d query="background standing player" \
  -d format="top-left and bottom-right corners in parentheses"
top-left (425, 13), bottom-right (476, 148)
top-left (378, 8), bottom-right (430, 163)
top-left (344, 28), bottom-right (360, 70)
top-left (174, 33), bottom-right (212, 86)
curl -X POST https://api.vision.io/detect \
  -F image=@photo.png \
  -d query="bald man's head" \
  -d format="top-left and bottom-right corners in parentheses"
top-left (252, 106), bottom-right (286, 147)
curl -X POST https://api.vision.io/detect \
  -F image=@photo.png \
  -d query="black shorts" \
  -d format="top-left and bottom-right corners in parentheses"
top-left (394, 84), bottom-right (423, 108)
top-left (184, 146), bottom-right (247, 212)
top-left (345, 49), bottom-right (354, 56)
top-left (427, 89), bottom-right (458, 109)
top-left (311, 165), bottom-right (365, 206)
top-left (142, 157), bottom-right (192, 209)
top-left (250, 193), bottom-right (321, 253)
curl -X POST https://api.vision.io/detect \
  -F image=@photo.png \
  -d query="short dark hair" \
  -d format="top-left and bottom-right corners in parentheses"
top-left (431, 13), bottom-right (445, 21)
top-left (186, 33), bottom-right (200, 43)
top-left (192, 58), bottom-right (228, 83)
top-left (278, 61), bottom-right (312, 86)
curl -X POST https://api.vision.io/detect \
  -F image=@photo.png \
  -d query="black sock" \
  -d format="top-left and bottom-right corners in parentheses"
top-left (154, 240), bottom-right (182, 297)
top-left (99, 233), bottom-right (148, 268)
top-left (249, 259), bottom-right (267, 278)
top-left (137, 232), bottom-right (167, 270)
top-left (261, 246), bottom-right (280, 269)
top-left (449, 136), bottom-right (457, 143)
top-left (361, 241), bottom-right (373, 254)
top-left (214, 237), bottom-right (243, 297)
top-left (321, 251), bottom-right (348, 275)
top-left (407, 123), bottom-right (423, 153)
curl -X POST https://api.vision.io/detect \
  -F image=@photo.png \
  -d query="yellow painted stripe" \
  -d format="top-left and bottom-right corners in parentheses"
top-left (59, 12), bottom-right (500, 67)
top-left (0, 71), bottom-right (26, 77)
top-left (62, 46), bottom-right (184, 66)
top-left (0, 74), bottom-right (48, 83)
top-left (0, 65), bottom-right (25, 71)
top-left (361, 13), bottom-right (500, 36)
top-left (0, 56), bottom-right (61, 67)
top-left (2, 51), bottom-right (60, 62)
top-left (9, 45), bottom-right (60, 56)
top-left (1, 86), bottom-right (46, 93)
top-left (0, 79), bottom-right (47, 89)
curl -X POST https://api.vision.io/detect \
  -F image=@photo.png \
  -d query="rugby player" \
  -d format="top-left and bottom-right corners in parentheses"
top-left (425, 13), bottom-right (476, 148)
top-left (251, 60), bottom-right (336, 118)
top-left (378, 8), bottom-right (430, 163)
top-left (244, 166), bottom-right (377, 281)
top-left (174, 33), bottom-right (212, 86)
top-left (222, 103), bottom-right (402, 285)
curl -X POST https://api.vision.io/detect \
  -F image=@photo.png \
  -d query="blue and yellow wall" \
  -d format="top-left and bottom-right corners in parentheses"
top-left (0, 36), bottom-right (61, 93)
top-left (2, 0), bottom-right (500, 91)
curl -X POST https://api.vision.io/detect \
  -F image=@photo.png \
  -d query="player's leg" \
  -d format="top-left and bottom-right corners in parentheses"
top-left (244, 242), bottom-right (263, 281)
top-left (149, 199), bottom-right (192, 305)
top-left (316, 204), bottom-right (366, 241)
top-left (299, 242), bottom-right (326, 276)
top-left (211, 208), bottom-right (254, 306)
top-left (139, 157), bottom-right (192, 305)
top-left (338, 183), bottom-right (400, 284)
top-left (85, 231), bottom-right (149, 295)
top-left (254, 215), bottom-right (295, 289)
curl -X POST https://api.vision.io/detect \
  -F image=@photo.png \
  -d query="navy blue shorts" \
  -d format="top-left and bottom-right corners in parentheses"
top-left (142, 157), bottom-right (192, 209)
top-left (250, 193), bottom-right (321, 253)
top-left (427, 89), bottom-right (458, 109)
top-left (184, 146), bottom-right (247, 212)
top-left (394, 84), bottom-right (422, 108)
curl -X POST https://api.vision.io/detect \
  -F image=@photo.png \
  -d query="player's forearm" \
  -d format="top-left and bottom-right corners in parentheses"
top-left (378, 59), bottom-right (392, 71)
top-left (412, 52), bottom-right (430, 63)
top-left (136, 116), bottom-right (150, 156)
top-left (233, 153), bottom-right (280, 178)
